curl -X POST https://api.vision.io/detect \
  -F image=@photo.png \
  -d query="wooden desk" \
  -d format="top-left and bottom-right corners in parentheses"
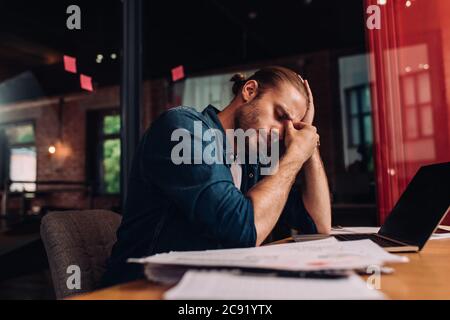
top-left (71, 239), bottom-right (450, 300)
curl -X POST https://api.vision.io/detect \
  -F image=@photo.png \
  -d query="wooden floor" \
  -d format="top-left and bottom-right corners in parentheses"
top-left (0, 216), bottom-right (55, 299)
top-left (0, 269), bottom-right (55, 300)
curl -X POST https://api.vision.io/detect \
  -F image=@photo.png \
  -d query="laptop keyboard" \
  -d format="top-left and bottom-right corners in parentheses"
top-left (334, 233), bottom-right (403, 248)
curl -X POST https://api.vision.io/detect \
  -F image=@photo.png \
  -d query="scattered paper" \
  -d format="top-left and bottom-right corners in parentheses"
top-left (438, 225), bottom-right (450, 232)
top-left (331, 227), bottom-right (380, 235)
top-left (129, 238), bottom-right (408, 276)
top-left (430, 233), bottom-right (450, 240)
top-left (164, 270), bottom-right (385, 300)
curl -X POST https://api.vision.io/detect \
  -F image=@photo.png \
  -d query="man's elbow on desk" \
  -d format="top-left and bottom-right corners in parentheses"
top-left (310, 210), bottom-right (332, 235)
top-left (316, 223), bottom-right (332, 235)
top-left (305, 201), bottom-right (332, 235)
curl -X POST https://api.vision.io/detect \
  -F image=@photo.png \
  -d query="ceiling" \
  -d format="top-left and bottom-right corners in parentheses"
top-left (0, 0), bottom-right (366, 98)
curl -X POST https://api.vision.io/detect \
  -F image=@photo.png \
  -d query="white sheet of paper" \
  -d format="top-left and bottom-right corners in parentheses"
top-left (331, 226), bottom-right (450, 240)
top-left (129, 238), bottom-right (407, 273)
top-left (430, 233), bottom-right (450, 240)
top-left (164, 270), bottom-right (385, 300)
top-left (331, 227), bottom-right (381, 235)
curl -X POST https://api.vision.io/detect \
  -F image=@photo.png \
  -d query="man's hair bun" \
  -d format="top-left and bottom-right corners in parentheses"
top-left (230, 73), bottom-right (247, 95)
top-left (230, 73), bottom-right (246, 82)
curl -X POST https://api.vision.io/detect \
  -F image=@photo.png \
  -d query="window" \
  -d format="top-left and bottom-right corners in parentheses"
top-left (400, 71), bottom-right (433, 140)
top-left (87, 110), bottom-right (121, 195)
top-left (0, 122), bottom-right (37, 192)
top-left (101, 114), bottom-right (121, 194)
top-left (345, 85), bottom-right (373, 147)
top-left (178, 70), bottom-right (257, 112)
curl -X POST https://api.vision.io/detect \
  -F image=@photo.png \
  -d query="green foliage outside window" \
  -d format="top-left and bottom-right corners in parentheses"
top-left (5, 124), bottom-right (35, 145)
top-left (103, 138), bottom-right (121, 194)
top-left (102, 114), bottom-right (121, 194)
top-left (103, 115), bottom-right (121, 135)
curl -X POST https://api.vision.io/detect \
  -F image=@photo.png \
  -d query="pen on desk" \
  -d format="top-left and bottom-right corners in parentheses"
top-left (356, 266), bottom-right (395, 275)
top-left (233, 269), bottom-right (352, 279)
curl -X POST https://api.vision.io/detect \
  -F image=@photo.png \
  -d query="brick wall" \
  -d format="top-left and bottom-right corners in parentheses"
top-left (0, 79), bottom-right (168, 214)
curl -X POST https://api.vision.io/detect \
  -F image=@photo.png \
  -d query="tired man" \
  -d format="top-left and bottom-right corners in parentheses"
top-left (103, 66), bottom-right (331, 286)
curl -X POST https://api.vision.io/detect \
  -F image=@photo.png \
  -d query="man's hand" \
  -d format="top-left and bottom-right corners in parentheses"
top-left (290, 80), bottom-right (331, 235)
top-left (248, 120), bottom-right (318, 246)
top-left (284, 121), bottom-right (319, 164)
top-left (248, 77), bottom-right (330, 245)
top-left (301, 79), bottom-right (315, 125)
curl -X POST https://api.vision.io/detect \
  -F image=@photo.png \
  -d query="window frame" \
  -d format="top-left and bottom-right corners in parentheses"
top-left (0, 120), bottom-right (37, 192)
top-left (345, 84), bottom-right (373, 148)
top-left (399, 70), bottom-right (434, 141)
top-left (0, 120), bottom-right (36, 149)
top-left (87, 109), bottom-right (121, 196)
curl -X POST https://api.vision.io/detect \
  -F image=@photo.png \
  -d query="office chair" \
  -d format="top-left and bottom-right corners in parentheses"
top-left (40, 209), bottom-right (121, 299)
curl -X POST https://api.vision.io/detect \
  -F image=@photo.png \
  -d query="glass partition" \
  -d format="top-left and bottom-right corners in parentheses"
top-left (366, 0), bottom-right (450, 224)
top-left (0, 1), bottom-right (122, 216)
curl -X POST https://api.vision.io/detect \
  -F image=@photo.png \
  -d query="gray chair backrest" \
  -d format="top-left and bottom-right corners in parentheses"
top-left (40, 209), bottom-right (121, 299)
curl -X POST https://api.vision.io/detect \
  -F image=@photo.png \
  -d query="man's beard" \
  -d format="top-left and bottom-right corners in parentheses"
top-left (234, 101), bottom-right (282, 159)
top-left (234, 100), bottom-right (260, 132)
top-left (234, 101), bottom-right (260, 156)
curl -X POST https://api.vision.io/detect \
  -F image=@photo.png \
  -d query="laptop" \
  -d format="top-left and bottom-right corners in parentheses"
top-left (295, 162), bottom-right (450, 252)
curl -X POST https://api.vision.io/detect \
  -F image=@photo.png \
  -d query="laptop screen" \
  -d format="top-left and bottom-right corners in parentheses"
top-left (379, 162), bottom-right (450, 249)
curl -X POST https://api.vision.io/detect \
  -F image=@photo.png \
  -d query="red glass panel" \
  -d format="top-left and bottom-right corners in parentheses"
top-left (366, 0), bottom-right (450, 224)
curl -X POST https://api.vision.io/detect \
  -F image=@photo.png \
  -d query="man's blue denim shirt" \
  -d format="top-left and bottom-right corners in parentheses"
top-left (102, 105), bottom-right (317, 286)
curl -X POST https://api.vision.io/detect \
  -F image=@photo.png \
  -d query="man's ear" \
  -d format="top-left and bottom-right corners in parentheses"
top-left (241, 80), bottom-right (258, 102)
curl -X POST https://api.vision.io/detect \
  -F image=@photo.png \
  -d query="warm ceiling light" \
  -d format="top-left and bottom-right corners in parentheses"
top-left (48, 145), bottom-right (56, 154)
top-left (378, 0), bottom-right (387, 5)
top-left (405, 0), bottom-right (412, 7)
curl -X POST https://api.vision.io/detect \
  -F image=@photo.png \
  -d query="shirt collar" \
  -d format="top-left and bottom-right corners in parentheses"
top-left (201, 105), bottom-right (224, 133)
top-left (201, 105), bottom-right (234, 167)
top-left (201, 105), bottom-right (259, 174)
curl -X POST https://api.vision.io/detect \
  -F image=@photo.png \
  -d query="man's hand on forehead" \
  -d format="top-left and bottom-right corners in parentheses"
top-left (301, 78), bottom-right (315, 125)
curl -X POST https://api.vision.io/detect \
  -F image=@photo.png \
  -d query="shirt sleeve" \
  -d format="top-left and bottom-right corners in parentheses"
top-left (141, 109), bottom-right (257, 248)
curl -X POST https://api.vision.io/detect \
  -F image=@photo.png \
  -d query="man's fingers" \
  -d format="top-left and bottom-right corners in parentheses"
top-left (292, 121), bottom-right (309, 130)
top-left (302, 105), bottom-right (313, 121)
top-left (305, 80), bottom-right (314, 106)
top-left (298, 74), bottom-right (305, 84)
top-left (284, 120), bottom-right (295, 131)
top-left (287, 121), bottom-right (317, 134)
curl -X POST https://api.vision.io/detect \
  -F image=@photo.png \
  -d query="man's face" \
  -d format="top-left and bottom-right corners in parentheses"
top-left (235, 83), bottom-right (309, 153)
